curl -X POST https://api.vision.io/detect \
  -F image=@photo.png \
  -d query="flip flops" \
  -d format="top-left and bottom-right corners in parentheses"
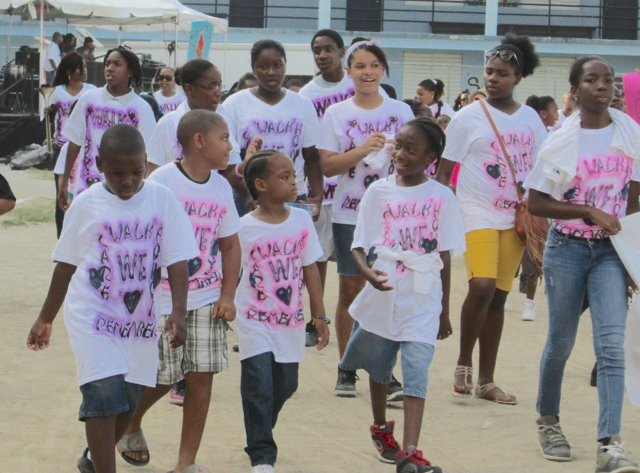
top-left (474, 382), bottom-right (518, 405)
top-left (451, 365), bottom-right (473, 398)
top-left (117, 430), bottom-right (150, 466)
top-left (77, 448), bottom-right (95, 473)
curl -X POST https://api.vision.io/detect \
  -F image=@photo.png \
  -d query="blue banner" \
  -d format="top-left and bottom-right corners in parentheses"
top-left (187, 21), bottom-right (213, 61)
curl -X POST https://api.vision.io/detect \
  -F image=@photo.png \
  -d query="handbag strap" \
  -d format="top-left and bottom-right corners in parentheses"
top-left (479, 99), bottom-right (524, 202)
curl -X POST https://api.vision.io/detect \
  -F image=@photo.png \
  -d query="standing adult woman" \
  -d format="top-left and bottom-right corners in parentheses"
top-left (526, 56), bottom-right (640, 471)
top-left (436, 34), bottom-right (548, 404)
top-left (153, 67), bottom-right (186, 114)
top-left (416, 79), bottom-right (456, 119)
top-left (47, 52), bottom-right (95, 237)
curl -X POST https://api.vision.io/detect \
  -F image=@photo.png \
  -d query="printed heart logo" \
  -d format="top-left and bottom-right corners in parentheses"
top-left (89, 266), bottom-right (106, 289)
top-left (188, 257), bottom-right (202, 276)
top-left (583, 218), bottom-right (596, 226)
top-left (563, 186), bottom-right (579, 201)
top-left (420, 237), bottom-right (438, 254)
top-left (152, 264), bottom-right (161, 289)
top-left (87, 106), bottom-right (93, 114)
top-left (517, 181), bottom-right (526, 195)
top-left (128, 111), bottom-right (137, 121)
top-left (124, 290), bottom-right (141, 314)
top-left (486, 164), bottom-right (501, 179)
top-left (86, 177), bottom-right (101, 187)
top-left (364, 174), bottom-right (379, 189)
top-left (276, 286), bottom-right (292, 305)
top-left (390, 116), bottom-right (398, 123)
top-left (210, 239), bottom-right (219, 257)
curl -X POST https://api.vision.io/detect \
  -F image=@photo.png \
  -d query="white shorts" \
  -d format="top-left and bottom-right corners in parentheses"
top-left (314, 204), bottom-right (336, 263)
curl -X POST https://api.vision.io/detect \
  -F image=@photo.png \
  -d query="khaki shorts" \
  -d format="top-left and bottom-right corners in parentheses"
top-left (157, 302), bottom-right (229, 385)
top-left (463, 227), bottom-right (525, 292)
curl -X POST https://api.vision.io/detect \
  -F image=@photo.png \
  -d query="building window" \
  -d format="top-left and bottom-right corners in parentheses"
top-left (346, 0), bottom-right (383, 32)
top-left (602, 0), bottom-right (638, 40)
top-left (229, 0), bottom-right (265, 28)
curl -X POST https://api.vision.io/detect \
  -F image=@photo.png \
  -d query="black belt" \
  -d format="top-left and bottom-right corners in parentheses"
top-left (553, 229), bottom-right (609, 243)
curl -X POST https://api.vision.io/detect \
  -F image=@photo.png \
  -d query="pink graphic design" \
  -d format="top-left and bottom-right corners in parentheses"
top-left (75, 105), bottom-right (143, 197)
top-left (161, 198), bottom-right (227, 292)
top-left (241, 118), bottom-right (305, 163)
top-left (90, 217), bottom-right (164, 340)
top-left (244, 231), bottom-right (309, 328)
top-left (53, 100), bottom-right (74, 147)
top-left (486, 131), bottom-right (535, 212)
top-left (311, 88), bottom-right (355, 119)
top-left (554, 154), bottom-right (634, 239)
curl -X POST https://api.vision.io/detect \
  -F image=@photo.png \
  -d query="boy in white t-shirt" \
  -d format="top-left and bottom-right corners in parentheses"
top-left (119, 110), bottom-right (242, 471)
top-left (27, 124), bottom-right (197, 473)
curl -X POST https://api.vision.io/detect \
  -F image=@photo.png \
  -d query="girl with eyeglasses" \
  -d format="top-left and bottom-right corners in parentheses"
top-left (435, 34), bottom-right (548, 405)
top-left (153, 67), bottom-right (186, 114)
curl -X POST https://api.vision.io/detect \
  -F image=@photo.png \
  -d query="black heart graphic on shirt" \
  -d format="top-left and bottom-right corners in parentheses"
top-left (128, 111), bottom-right (137, 122)
top-left (583, 218), bottom-right (596, 226)
top-left (86, 177), bottom-right (101, 187)
top-left (89, 266), bottom-right (106, 289)
top-left (486, 164), bottom-right (501, 179)
top-left (621, 181), bottom-right (631, 201)
top-left (563, 186), bottom-right (579, 201)
top-left (517, 181), bottom-right (526, 195)
top-left (188, 257), bottom-right (202, 276)
top-left (364, 174), bottom-right (379, 189)
top-left (210, 239), bottom-right (219, 257)
top-left (276, 286), bottom-right (292, 306)
top-left (87, 106), bottom-right (93, 115)
top-left (420, 237), bottom-right (438, 254)
top-left (124, 290), bottom-right (141, 314)
top-left (152, 264), bottom-right (161, 289)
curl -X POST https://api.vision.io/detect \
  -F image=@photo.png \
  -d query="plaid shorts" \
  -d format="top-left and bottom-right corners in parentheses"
top-left (157, 302), bottom-right (229, 385)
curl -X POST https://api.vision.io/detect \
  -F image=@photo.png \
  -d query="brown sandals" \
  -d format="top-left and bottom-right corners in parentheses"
top-left (451, 365), bottom-right (473, 398)
top-left (474, 382), bottom-right (518, 405)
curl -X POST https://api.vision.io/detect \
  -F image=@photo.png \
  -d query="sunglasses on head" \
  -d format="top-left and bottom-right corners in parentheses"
top-left (485, 49), bottom-right (520, 68)
top-left (158, 75), bottom-right (173, 81)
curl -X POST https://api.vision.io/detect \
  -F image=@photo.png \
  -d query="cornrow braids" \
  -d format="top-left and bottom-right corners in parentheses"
top-left (405, 118), bottom-right (446, 160)
top-left (243, 149), bottom-right (280, 201)
top-left (104, 46), bottom-right (143, 89)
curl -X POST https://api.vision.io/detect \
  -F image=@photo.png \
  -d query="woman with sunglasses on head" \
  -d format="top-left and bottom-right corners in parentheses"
top-left (436, 34), bottom-right (548, 405)
top-left (153, 67), bottom-right (186, 115)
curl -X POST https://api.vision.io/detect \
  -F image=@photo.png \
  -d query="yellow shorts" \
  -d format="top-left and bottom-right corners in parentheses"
top-left (463, 228), bottom-right (525, 292)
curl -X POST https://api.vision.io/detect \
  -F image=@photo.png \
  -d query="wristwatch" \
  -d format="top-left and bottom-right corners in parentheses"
top-left (314, 316), bottom-right (331, 325)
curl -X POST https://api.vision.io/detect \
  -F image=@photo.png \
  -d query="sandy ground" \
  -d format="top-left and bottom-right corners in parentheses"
top-left (1, 164), bottom-right (639, 473)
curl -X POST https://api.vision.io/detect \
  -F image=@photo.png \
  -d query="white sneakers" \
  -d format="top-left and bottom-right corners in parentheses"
top-left (252, 465), bottom-right (275, 473)
top-left (522, 299), bottom-right (536, 321)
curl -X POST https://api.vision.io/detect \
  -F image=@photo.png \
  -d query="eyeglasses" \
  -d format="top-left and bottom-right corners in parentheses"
top-left (192, 83), bottom-right (226, 93)
top-left (158, 75), bottom-right (173, 81)
top-left (485, 49), bottom-right (520, 68)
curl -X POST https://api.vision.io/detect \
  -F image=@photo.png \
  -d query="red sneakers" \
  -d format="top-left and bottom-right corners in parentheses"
top-left (370, 421), bottom-right (401, 463)
top-left (396, 448), bottom-right (442, 473)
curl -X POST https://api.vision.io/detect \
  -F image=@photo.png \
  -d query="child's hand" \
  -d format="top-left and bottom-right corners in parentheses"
top-left (364, 268), bottom-right (394, 292)
top-left (166, 313), bottom-right (187, 349)
top-left (360, 133), bottom-right (388, 156)
top-left (212, 296), bottom-right (236, 321)
top-left (315, 319), bottom-right (330, 350)
top-left (437, 313), bottom-right (452, 340)
top-left (27, 318), bottom-right (53, 351)
top-left (57, 181), bottom-right (71, 212)
top-left (246, 136), bottom-right (263, 161)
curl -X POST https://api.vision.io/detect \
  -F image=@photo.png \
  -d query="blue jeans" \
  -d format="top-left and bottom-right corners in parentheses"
top-left (537, 229), bottom-right (628, 439)
top-left (241, 352), bottom-right (299, 466)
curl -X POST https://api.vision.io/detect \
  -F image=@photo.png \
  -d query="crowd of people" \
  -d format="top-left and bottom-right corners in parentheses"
top-left (11, 26), bottom-right (640, 473)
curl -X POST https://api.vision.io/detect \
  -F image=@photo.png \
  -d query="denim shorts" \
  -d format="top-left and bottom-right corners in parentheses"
top-left (78, 374), bottom-right (146, 421)
top-left (340, 322), bottom-right (435, 399)
top-left (332, 223), bottom-right (361, 277)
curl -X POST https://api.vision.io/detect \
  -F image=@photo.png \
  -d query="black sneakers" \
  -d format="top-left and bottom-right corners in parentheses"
top-left (335, 367), bottom-right (358, 397)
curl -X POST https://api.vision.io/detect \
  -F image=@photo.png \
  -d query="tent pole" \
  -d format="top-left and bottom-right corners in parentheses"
top-left (174, 18), bottom-right (178, 68)
top-left (223, 32), bottom-right (228, 88)
top-left (118, 27), bottom-right (121, 46)
top-left (40, 1), bottom-right (45, 85)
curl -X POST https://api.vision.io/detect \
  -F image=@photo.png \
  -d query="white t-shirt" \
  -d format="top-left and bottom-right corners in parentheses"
top-left (443, 101), bottom-right (548, 233)
top-left (234, 208), bottom-right (323, 363)
top-left (62, 87), bottom-right (157, 197)
top-left (48, 83), bottom-right (97, 147)
top-left (147, 101), bottom-right (241, 168)
top-left (153, 90), bottom-right (186, 115)
top-left (54, 142), bottom-right (83, 199)
top-left (53, 180), bottom-right (198, 387)
top-left (350, 176), bottom-right (465, 344)
top-left (430, 101), bottom-right (456, 119)
top-left (148, 162), bottom-right (242, 313)
top-left (319, 96), bottom-right (415, 225)
top-left (220, 89), bottom-right (320, 192)
top-left (526, 124), bottom-right (640, 240)
top-left (44, 42), bottom-right (61, 72)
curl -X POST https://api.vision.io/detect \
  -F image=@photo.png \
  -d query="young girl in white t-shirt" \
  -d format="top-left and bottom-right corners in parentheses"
top-left (318, 39), bottom-right (414, 397)
top-left (525, 56), bottom-right (640, 470)
top-left (220, 39), bottom-right (323, 216)
top-left (58, 46), bottom-right (156, 213)
top-left (235, 150), bottom-right (329, 473)
top-left (436, 34), bottom-right (547, 405)
top-left (341, 118), bottom-right (464, 473)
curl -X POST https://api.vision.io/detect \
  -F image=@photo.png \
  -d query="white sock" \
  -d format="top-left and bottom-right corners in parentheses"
top-left (407, 445), bottom-right (417, 455)
top-left (87, 450), bottom-right (92, 462)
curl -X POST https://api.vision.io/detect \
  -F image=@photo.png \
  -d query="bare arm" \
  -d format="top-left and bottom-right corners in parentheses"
top-left (165, 260), bottom-right (189, 348)
top-left (320, 132), bottom-right (387, 177)
top-left (302, 146), bottom-right (323, 217)
top-left (57, 141), bottom-right (81, 211)
top-left (49, 59), bottom-right (57, 70)
top-left (352, 246), bottom-right (393, 291)
top-left (437, 250), bottom-right (452, 340)
top-left (627, 181), bottom-right (640, 216)
top-left (435, 158), bottom-right (456, 187)
top-left (27, 262), bottom-right (77, 350)
top-left (145, 162), bottom-right (160, 177)
top-left (212, 234), bottom-right (241, 321)
top-left (302, 263), bottom-right (330, 350)
top-left (0, 198), bottom-right (15, 216)
top-left (528, 189), bottom-right (621, 235)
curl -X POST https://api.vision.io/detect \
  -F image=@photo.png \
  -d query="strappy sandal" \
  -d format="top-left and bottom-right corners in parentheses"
top-left (451, 365), bottom-right (473, 398)
top-left (474, 383), bottom-right (517, 405)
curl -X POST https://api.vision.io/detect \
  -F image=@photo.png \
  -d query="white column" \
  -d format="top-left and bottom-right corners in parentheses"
top-left (485, 0), bottom-right (498, 37)
top-left (318, 0), bottom-right (331, 30)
